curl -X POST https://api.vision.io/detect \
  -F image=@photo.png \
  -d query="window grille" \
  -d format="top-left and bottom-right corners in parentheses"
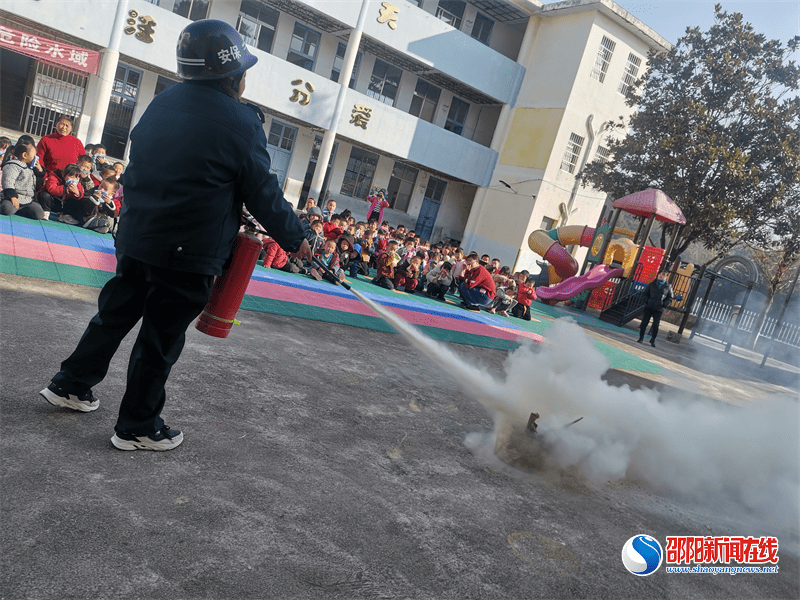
top-left (590, 35), bottom-right (616, 83)
top-left (560, 132), bottom-right (585, 173)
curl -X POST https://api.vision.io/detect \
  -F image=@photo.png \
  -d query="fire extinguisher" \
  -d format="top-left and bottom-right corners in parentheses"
top-left (195, 230), bottom-right (262, 338)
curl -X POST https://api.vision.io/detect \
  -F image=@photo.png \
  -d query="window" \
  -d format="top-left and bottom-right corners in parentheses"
top-left (540, 217), bottom-right (556, 230)
top-left (173, 0), bottom-right (209, 21)
top-left (367, 59), bottom-right (402, 106)
top-left (154, 75), bottom-right (178, 96)
top-left (387, 162), bottom-right (419, 212)
top-left (330, 42), bottom-right (361, 89)
top-left (408, 79), bottom-right (441, 123)
top-left (595, 145), bottom-right (611, 164)
top-left (470, 13), bottom-right (493, 45)
top-left (267, 121), bottom-right (297, 151)
top-left (340, 147), bottom-right (379, 199)
top-left (444, 97), bottom-right (469, 135)
top-left (237, 0), bottom-right (280, 54)
top-left (561, 132), bottom-right (585, 173)
top-left (618, 52), bottom-right (642, 96)
top-left (590, 35), bottom-right (616, 83)
top-left (286, 23), bottom-right (320, 71)
top-left (436, 1), bottom-right (465, 29)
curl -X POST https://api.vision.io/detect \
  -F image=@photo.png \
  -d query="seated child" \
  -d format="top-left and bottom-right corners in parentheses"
top-left (0, 141), bottom-right (45, 220)
top-left (262, 237), bottom-right (305, 273)
top-left (425, 261), bottom-right (453, 300)
top-left (448, 248), bottom-right (467, 294)
top-left (80, 177), bottom-right (120, 233)
top-left (309, 238), bottom-right (344, 283)
top-left (77, 154), bottom-right (100, 198)
top-left (304, 219), bottom-right (325, 256)
top-left (487, 266), bottom-right (517, 316)
top-left (393, 254), bottom-right (422, 293)
top-left (91, 144), bottom-right (110, 175)
top-left (397, 236), bottom-right (416, 260)
top-left (299, 205), bottom-right (323, 226)
top-left (336, 234), bottom-right (360, 279)
top-left (511, 274), bottom-right (537, 321)
top-left (41, 165), bottom-right (85, 225)
top-left (371, 239), bottom-right (400, 289)
top-left (323, 215), bottom-right (344, 241)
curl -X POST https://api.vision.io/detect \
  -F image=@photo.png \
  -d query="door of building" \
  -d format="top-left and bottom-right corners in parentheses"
top-left (101, 64), bottom-right (141, 158)
top-left (266, 120), bottom-right (297, 189)
top-left (415, 176), bottom-right (447, 241)
top-left (299, 134), bottom-right (338, 208)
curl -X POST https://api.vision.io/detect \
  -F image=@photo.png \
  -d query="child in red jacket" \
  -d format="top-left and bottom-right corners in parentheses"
top-left (40, 165), bottom-right (84, 224)
top-left (322, 215), bottom-right (344, 241)
top-left (262, 237), bottom-right (305, 273)
top-left (512, 273), bottom-right (537, 321)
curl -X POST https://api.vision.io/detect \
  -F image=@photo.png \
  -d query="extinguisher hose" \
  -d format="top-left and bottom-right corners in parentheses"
top-left (312, 256), bottom-right (352, 291)
top-left (241, 213), bottom-right (352, 291)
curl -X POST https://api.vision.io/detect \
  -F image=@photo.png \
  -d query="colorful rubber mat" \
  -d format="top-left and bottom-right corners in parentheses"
top-left (0, 215), bottom-right (664, 374)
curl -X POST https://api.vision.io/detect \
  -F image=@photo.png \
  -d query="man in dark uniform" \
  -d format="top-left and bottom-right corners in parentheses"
top-left (40, 20), bottom-right (312, 451)
top-left (638, 269), bottom-right (675, 348)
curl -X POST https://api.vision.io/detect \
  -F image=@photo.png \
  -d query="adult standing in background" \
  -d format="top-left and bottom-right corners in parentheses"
top-left (638, 269), bottom-right (674, 347)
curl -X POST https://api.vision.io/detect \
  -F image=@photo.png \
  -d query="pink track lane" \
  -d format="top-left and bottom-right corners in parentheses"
top-left (0, 234), bottom-right (117, 272)
top-left (245, 279), bottom-right (543, 343)
top-left (1, 234), bottom-right (543, 343)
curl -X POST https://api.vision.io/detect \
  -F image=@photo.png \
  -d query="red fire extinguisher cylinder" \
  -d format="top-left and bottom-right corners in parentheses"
top-left (195, 231), bottom-right (262, 338)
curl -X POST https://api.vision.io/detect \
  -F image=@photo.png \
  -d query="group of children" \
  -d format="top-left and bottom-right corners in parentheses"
top-left (254, 196), bottom-right (539, 321)
top-left (0, 134), bottom-right (125, 235)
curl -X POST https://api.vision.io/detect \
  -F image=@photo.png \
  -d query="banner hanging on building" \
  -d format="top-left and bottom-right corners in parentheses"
top-left (0, 24), bottom-right (100, 75)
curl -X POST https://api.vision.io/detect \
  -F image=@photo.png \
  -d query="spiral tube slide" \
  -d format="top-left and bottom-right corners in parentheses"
top-left (527, 225), bottom-right (595, 280)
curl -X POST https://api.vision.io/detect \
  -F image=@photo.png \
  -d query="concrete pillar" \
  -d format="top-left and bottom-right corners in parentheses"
top-left (308, 0), bottom-right (372, 201)
top-left (86, 0), bottom-right (130, 144)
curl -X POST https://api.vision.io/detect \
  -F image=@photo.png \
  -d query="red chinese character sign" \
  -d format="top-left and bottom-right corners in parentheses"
top-left (0, 24), bottom-right (100, 75)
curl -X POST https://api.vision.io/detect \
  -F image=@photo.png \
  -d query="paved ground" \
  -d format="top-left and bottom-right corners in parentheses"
top-left (1, 275), bottom-right (798, 600)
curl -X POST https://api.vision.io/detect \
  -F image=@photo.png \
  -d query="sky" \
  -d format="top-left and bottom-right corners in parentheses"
top-left (615, 0), bottom-right (799, 52)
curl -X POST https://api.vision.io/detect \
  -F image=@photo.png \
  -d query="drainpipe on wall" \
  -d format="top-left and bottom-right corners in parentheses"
top-left (308, 0), bottom-right (372, 202)
top-left (560, 114), bottom-right (601, 227)
top-left (86, 0), bottom-right (129, 144)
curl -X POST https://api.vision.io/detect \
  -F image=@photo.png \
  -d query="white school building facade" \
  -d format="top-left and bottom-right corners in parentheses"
top-left (0, 0), bottom-right (669, 271)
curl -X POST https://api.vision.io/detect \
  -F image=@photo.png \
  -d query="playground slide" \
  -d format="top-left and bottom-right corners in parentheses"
top-left (527, 225), bottom-right (595, 281)
top-left (536, 264), bottom-right (623, 302)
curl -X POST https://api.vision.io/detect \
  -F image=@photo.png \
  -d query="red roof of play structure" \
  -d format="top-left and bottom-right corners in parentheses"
top-left (612, 189), bottom-right (686, 225)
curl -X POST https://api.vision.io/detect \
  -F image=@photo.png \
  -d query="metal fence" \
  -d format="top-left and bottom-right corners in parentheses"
top-left (689, 298), bottom-right (800, 348)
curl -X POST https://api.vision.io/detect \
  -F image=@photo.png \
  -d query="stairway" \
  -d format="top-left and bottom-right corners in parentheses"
top-left (599, 288), bottom-right (646, 327)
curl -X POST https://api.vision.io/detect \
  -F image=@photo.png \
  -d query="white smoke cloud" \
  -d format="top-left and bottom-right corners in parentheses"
top-left (354, 290), bottom-right (798, 532)
top-left (493, 319), bottom-right (799, 531)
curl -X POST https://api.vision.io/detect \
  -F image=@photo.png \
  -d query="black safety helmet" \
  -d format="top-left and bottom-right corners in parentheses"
top-left (176, 19), bottom-right (257, 81)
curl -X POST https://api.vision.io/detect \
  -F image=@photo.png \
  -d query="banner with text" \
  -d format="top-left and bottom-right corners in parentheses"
top-left (0, 24), bottom-right (100, 75)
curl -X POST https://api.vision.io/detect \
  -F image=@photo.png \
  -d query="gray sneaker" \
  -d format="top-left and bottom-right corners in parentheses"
top-left (40, 383), bottom-right (99, 412)
top-left (111, 425), bottom-right (184, 451)
top-left (58, 214), bottom-right (80, 225)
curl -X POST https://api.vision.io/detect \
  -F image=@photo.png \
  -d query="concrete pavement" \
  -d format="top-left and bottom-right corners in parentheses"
top-left (1, 275), bottom-right (798, 599)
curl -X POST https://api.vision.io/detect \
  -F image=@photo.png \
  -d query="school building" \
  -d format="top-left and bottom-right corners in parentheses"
top-left (0, 0), bottom-right (669, 271)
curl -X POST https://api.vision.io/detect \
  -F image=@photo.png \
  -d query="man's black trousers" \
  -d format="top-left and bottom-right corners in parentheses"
top-left (52, 253), bottom-right (213, 435)
top-left (639, 306), bottom-right (664, 341)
